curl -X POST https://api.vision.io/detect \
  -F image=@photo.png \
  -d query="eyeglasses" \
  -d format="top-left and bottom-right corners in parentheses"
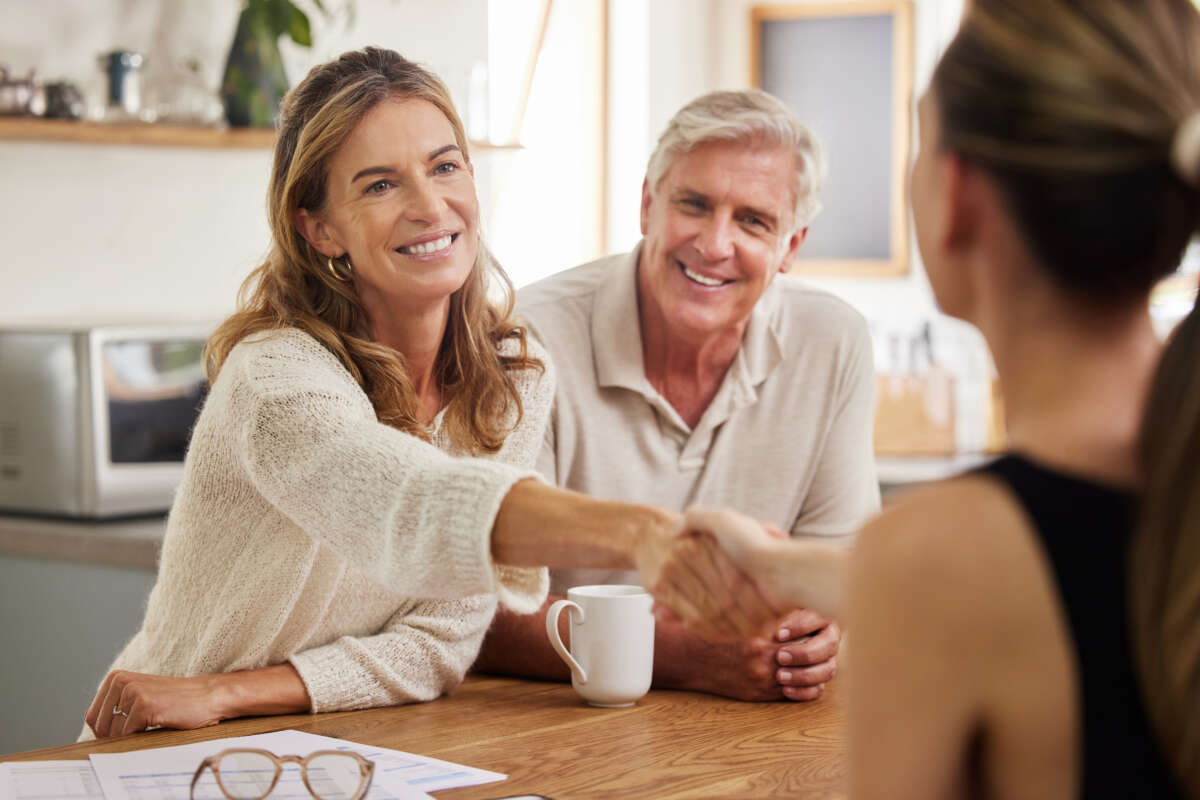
top-left (190, 748), bottom-right (375, 800)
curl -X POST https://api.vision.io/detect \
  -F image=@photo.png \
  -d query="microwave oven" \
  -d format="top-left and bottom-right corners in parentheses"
top-left (0, 324), bottom-right (211, 518)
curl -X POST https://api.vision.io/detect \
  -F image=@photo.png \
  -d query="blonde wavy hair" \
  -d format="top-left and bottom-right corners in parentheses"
top-left (206, 47), bottom-right (542, 454)
top-left (934, 0), bottom-right (1200, 794)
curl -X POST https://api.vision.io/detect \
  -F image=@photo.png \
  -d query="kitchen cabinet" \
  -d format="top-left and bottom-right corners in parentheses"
top-left (0, 515), bottom-right (160, 753)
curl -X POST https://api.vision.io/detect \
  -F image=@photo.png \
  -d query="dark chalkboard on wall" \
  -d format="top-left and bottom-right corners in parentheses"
top-left (752, 2), bottom-right (914, 276)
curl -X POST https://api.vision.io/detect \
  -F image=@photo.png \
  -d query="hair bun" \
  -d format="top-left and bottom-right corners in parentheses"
top-left (1170, 111), bottom-right (1200, 187)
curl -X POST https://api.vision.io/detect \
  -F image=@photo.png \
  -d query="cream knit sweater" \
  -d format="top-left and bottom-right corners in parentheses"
top-left (90, 327), bottom-right (552, 724)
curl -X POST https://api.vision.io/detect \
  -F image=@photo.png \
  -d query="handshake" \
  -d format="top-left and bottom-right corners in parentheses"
top-left (637, 508), bottom-right (846, 642)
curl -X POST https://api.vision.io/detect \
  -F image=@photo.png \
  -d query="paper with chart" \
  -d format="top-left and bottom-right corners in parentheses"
top-left (0, 761), bottom-right (105, 800)
top-left (88, 728), bottom-right (505, 799)
top-left (308, 731), bottom-right (507, 794)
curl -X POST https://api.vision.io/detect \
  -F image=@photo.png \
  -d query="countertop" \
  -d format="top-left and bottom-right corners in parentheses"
top-left (875, 452), bottom-right (991, 486)
top-left (0, 513), bottom-right (163, 570)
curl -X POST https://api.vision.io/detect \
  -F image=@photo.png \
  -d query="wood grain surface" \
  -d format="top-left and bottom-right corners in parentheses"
top-left (1, 674), bottom-right (847, 799)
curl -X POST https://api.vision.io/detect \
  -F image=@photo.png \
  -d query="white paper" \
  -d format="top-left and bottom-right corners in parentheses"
top-left (88, 728), bottom-right (504, 800)
top-left (292, 731), bottom-right (507, 793)
top-left (0, 760), bottom-right (105, 800)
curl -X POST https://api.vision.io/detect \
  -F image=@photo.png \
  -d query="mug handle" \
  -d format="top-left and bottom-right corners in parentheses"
top-left (545, 599), bottom-right (588, 684)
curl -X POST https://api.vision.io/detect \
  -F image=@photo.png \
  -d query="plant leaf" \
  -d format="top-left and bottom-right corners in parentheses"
top-left (267, 0), bottom-right (292, 38)
top-left (287, 3), bottom-right (313, 46)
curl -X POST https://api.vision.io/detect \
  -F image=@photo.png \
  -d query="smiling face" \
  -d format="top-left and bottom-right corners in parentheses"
top-left (638, 140), bottom-right (804, 344)
top-left (297, 96), bottom-right (479, 316)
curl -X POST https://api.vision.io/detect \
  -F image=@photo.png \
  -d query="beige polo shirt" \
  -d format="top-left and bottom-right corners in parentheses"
top-left (517, 246), bottom-right (880, 592)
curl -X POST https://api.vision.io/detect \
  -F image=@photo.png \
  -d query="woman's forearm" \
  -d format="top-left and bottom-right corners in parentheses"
top-left (216, 664), bottom-right (311, 719)
top-left (491, 479), bottom-right (680, 569)
top-left (760, 540), bottom-right (849, 621)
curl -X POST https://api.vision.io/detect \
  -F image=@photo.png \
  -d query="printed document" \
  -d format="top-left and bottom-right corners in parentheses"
top-left (83, 728), bottom-right (505, 799)
top-left (0, 760), bottom-right (105, 800)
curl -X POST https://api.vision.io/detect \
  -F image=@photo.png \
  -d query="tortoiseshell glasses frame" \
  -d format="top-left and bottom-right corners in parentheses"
top-left (189, 747), bottom-right (374, 800)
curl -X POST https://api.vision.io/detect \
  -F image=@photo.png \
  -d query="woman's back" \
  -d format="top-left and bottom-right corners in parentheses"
top-left (846, 453), bottom-right (1178, 799)
top-left (981, 455), bottom-right (1180, 799)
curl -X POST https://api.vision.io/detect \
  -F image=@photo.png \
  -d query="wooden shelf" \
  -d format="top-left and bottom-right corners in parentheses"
top-left (0, 116), bottom-right (274, 148)
top-left (0, 116), bottom-right (523, 151)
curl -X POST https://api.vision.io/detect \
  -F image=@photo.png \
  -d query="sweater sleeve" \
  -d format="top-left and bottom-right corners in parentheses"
top-left (487, 334), bottom-right (556, 610)
top-left (283, 335), bottom-right (557, 711)
top-left (231, 332), bottom-right (543, 605)
top-left (287, 592), bottom-right (498, 712)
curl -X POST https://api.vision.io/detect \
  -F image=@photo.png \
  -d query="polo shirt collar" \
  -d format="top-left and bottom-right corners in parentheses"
top-left (590, 241), bottom-right (784, 408)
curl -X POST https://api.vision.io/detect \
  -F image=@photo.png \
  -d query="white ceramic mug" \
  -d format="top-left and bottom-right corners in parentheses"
top-left (545, 584), bottom-right (655, 707)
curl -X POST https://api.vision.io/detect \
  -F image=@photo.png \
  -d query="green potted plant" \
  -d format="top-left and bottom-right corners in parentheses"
top-left (220, 0), bottom-right (327, 128)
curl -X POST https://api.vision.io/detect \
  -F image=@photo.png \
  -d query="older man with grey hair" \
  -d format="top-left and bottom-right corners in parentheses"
top-left (474, 89), bottom-right (880, 701)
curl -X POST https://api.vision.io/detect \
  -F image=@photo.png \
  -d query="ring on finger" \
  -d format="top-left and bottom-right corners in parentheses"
top-left (112, 706), bottom-right (129, 718)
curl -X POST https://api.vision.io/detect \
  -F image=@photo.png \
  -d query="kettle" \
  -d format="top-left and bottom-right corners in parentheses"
top-left (0, 65), bottom-right (38, 116)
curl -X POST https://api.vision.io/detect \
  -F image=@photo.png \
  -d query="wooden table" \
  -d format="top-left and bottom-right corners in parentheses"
top-left (1, 675), bottom-right (847, 799)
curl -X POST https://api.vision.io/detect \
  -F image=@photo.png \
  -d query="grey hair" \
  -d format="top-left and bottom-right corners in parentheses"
top-left (645, 89), bottom-right (827, 230)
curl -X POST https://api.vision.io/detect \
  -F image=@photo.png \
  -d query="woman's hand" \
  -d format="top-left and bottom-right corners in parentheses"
top-left (685, 507), bottom-right (784, 572)
top-left (639, 520), bottom-right (784, 642)
top-left (84, 664), bottom-right (311, 738)
top-left (684, 507), bottom-right (848, 620)
top-left (84, 670), bottom-right (228, 738)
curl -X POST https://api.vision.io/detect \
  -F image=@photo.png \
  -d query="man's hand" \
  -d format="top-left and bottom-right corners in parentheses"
top-left (658, 632), bottom-right (782, 701)
top-left (655, 607), bottom-right (840, 702)
top-left (772, 608), bottom-right (840, 702)
top-left (84, 670), bottom-right (228, 738)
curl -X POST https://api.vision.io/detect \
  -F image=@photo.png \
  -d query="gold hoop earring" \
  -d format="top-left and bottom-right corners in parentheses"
top-left (327, 255), bottom-right (353, 282)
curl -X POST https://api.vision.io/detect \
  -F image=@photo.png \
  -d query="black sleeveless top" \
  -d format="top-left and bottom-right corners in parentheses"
top-left (979, 455), bottom-right (1181, 799)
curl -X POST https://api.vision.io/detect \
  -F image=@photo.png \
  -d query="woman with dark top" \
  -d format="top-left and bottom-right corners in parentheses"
top-left (674, 0), bottom-right (1200, 796)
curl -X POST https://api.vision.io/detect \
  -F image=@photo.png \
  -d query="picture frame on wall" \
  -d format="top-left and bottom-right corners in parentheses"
top-left (752, 1), bottom-right (914, 276)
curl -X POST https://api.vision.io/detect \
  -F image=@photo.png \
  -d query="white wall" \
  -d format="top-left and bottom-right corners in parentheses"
top-left (484, 0), bottom-right (607, 287)
top-left (0, 0), bottom-right (490, 326)
top-left (605, 0), bottom-right (650, 255)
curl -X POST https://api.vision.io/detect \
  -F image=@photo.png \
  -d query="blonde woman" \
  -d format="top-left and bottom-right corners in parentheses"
top-left (82, 48), bottom-right (748, 739)
top-left (678, 0), bottom-right (1200, 797)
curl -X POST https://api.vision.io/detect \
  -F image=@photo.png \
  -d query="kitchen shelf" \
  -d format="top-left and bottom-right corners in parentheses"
top-left (0, 116), bottom-right (522, 151)
top-left (0, 116), bottom-right (274, 148)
